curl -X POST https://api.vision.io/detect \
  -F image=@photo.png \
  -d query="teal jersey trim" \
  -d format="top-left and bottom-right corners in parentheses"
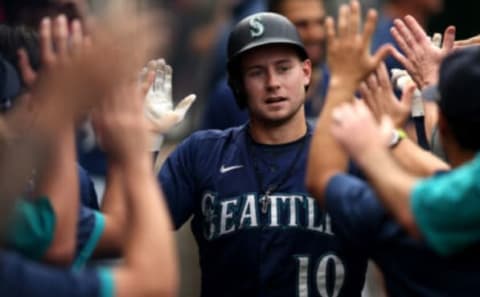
top-left (98, 268), bottom-right (116, 297)
top-left (5, 197), bottom-right (56, 260)
top-left (73, 211), bottom-right (106, 269)
top-left (412, 154), bottom-right (480, 255)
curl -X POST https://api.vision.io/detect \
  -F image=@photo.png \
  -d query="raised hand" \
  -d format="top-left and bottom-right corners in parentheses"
top-left (390, 15), bottom-right (455, 89)
top-left (142, 59), bottom-right (196, 135)
top-left (326, 0), bottom-right (392, 89)
top-left (359, 62), bottom-right (416, 128)
top-left (331, 100), bottom-right (393, 159)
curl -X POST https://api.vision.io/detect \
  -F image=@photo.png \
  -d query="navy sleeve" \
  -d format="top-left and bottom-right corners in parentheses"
top-left (325, 174), bottom-right (385, 253)
top-left (0, 250), bottom-right (104, 297)
top-left (158, 137), bottom-right (199, 229)
top-left (73, 207), bottom-right (105, 268)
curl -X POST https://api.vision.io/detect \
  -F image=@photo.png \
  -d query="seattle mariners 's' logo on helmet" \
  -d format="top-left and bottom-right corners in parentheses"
top-left (249, 16), bottom-right (264, 38)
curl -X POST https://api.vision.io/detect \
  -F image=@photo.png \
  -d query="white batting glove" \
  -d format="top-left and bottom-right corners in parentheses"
top-left (141, 59), bottom-right (196, 151)
top-left (391, 68), bottom-right (424, 117)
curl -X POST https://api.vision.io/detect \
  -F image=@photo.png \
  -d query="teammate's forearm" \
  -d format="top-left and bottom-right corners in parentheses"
top-left (94, 163), bottom-right (127, 258)
top-left (307, 80), bottom-right (355, 204)
top-left (36, 126), bottom-right (78, 265)
top-left (356, 148), bottom-right (421, 237)
top-left (114, 154), bottom-right (178, 297)
top-left (392, 138), bottom-right (449, 177)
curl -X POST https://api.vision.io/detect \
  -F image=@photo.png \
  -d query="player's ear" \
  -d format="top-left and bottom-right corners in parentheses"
top-left (302, 59), bottom-right (312, 87)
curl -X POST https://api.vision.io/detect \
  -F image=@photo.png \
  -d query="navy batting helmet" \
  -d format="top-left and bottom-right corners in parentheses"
top-left (227, 12), bottom-right (309, 109)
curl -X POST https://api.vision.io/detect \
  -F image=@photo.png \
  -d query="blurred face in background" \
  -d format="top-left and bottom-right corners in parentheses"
top-left (418, 0), bottom-right (443, 15)
top-left (278, 0), bottom-right (326, 66)
top-left (6, 0), bottom-right (88, 28)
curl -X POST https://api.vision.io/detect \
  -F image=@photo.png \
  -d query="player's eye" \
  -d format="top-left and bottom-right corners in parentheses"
top-left (277, 64), bottom-right (292, 73)
top-left (246, 68), bottom-right (264, 78)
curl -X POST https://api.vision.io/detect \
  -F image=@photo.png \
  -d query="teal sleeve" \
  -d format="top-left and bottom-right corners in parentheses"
top-left (412, 156), bottom-right (480, 255)
top-left (98, 268), bottom-right (116, 297)
top-left (5, 197), bottom-right (56, 260)
top-left (73, 211), bottom-right (106, 269)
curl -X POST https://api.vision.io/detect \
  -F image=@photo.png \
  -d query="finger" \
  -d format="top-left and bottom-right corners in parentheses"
top-left (404, 15), bottom-right (428, 43)
top-left (393, 18), bottom-right (415, 50)
top-left (390, 27), bottom-right (413, 57)
top-left (164, 64), bottom-right (173, 97)
top-left (454, 34), bottom-right (480, 48)
top-left (331, 106), bottom-right (345, 126)
top-left (389, 41), bottom-right (410, 67)
top-left (70, 19), bottom-right (84, 54)
top-left (372, 44), bottom-right (393, 67)
top-left (366, 72), bottom-right (379, 90)
top-left (400, 82), bottom-right (415, 110)
top-left (155, 59), bottom-right (166, 93)
top-left (431, 33), bottom-right (442, 48)
top-left (359, 82), bottom-right (372, 101)
top-left (359, 82), bottom-right (377, 115)
top-left (174, 94), bottom-right (196, 114)
top-left (348, 0), bottom-right (361, 36)
top-left (376, 62), bottom-right (391, 89)
top-left (364, 74), bottom-right (381, 118)
top-left (53, 15), bottom-right (69, 58)
top-left (362, 9), bottom-right (378, 47)
top-left (141, 70), bottom-right (155, 97)
top-left (442, 26), bottom-right (456, 51)
top-left (39, 18), bottom-right (55, 64)
top-left (325, 16), bottom-right (336, 44)
top-left (147, 60), bottom-right (156, 71)
top-left (338, 5), bottom-right (350, 38)
top-left (149, 112), bottom-right (180, 133)
top-left (17, 49), bottom-right (37, 87)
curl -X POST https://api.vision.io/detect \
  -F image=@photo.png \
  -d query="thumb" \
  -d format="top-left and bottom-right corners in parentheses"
top-left (174, 94), bottom-right (196, 115)
top-left (442, 26), bottom-right (456, 51)
top-left (400, 82), bottom-right (416, 110)
top-left (372, 44), bottom-right (393, 67)
top-left (17, 48), bottom-right (37, 87)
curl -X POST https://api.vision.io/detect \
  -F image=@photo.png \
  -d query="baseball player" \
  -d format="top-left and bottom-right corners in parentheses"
top-left (159, 12), bottom-right (367, 297)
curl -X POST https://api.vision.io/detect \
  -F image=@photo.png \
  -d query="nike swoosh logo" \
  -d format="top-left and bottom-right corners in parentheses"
top-left (220, 165), bottom-right (244, 174)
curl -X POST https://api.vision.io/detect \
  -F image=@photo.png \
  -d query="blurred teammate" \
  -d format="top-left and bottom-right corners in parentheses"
top-left (307, 1), bottom-right (480, 296)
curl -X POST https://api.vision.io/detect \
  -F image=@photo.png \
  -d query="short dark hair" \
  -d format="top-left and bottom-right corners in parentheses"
top-left (268, 0), bottom-right (287, 13)
top-left (268, 0), bottom-right (323, 14)
top-left (4, 0), bottom-right (83, 27)
top-left (444, 120), bottom-right (480, 152)
top-left (0, 25), bottom-right (40, 73)
top-left (436, 47), bottom-right (480, 151)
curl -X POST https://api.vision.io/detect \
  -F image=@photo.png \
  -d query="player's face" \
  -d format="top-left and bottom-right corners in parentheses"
top-left (241, 45), bottom-right (311, 124)
top-left (279, 0), bottom-right (326, 66)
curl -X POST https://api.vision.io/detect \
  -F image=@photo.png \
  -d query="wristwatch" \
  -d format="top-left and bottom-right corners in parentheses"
top-left (389, 129), bottom-right (407, 148)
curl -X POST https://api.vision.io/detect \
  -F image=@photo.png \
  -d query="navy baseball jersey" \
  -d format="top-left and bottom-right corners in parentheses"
top-left (326, 173), bottom-right (480, 297)
top-left (159, 124), bottom-right (367, 297)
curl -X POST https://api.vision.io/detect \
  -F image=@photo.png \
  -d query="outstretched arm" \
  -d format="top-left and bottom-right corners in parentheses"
top-left (330, 101), bottom-right (422, 237)
top-left (94, 66), bottom-right (178, 297)
top-left (359, 62), bottom-right (450, 177)
top-left (25, 16), bottom-right (86, 266)
top-left (306, 0), bottom-right (391, 205)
